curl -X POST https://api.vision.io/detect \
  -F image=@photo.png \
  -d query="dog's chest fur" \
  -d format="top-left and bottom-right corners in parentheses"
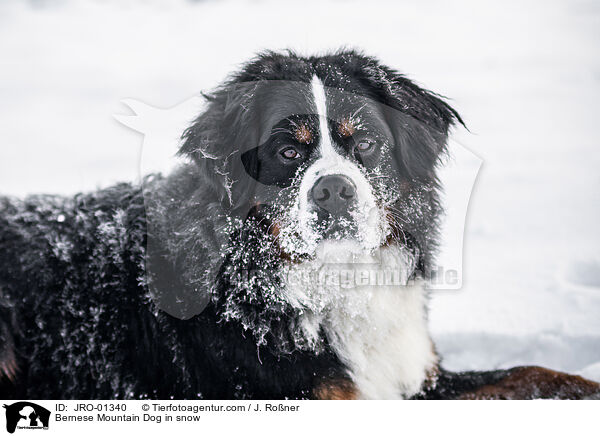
top-left (282, 242), bottom-right (436, 399)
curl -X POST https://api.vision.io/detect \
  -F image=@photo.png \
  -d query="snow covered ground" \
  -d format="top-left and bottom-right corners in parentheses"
top-left (1, 0), bottom-right (599, 381)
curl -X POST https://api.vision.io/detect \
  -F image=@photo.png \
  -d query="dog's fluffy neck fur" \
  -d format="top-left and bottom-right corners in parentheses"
top-left (282, 241), bottom-right (437, 399)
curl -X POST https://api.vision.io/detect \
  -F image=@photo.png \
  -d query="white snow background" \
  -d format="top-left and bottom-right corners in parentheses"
top-left (0, 0), bottom-right (599, 381)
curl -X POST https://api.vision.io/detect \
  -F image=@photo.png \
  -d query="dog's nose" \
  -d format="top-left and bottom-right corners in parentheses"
top-left (311, 174), bottom-right (357, 215)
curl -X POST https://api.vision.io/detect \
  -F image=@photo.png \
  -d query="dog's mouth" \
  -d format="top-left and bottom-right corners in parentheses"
top-left (269, 205), bottom-right (390, 265)
top-left (312, 209), bottom-right (359, 240)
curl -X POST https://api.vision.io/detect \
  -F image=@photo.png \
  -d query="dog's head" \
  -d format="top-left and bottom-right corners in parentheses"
top-left (180, 50), bottom-right (461, 275)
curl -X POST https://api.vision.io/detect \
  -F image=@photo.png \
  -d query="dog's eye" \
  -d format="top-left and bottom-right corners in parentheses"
top-left (280, 147), bottom-right (300, 160)
top-left (355, 141), bottom-right (373, 152)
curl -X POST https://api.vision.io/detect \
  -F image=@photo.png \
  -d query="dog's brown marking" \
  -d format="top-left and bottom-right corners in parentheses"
top-left (268, 220), bottom-right (307, 264)
top-left (269, 220), bottom-right (280, 238)
top-left (459, 366), bottom-right (600, 400)
top-left (381, 208), bottom-right (407, 248)
top-left (249, 203), bottom-right (293, 262)
top-left (338, 118), bottom-right (356, 138)
top-left (294, 123), bottom-right (312, 144)
top-left (0, 348), bottom-right (17, 383)
top-left (313, 379), bottom-right (358, 400)
top-left (419, 368), bottom-right (438, 394)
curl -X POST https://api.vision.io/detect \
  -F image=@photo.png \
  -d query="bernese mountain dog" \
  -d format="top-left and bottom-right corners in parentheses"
top-left (0, 50), bottom-right (598, 399)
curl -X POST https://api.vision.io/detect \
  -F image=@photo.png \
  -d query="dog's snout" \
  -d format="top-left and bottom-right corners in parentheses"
top-left (311, 174), bottom-right (357, 215)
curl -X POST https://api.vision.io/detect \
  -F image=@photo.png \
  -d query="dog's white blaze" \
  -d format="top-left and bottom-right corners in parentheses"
top-left (310, 75), bottom-right (335, 157)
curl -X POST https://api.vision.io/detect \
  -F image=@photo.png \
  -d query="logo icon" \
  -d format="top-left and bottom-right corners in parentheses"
top-left (3, 402), bottom-right (50, 433)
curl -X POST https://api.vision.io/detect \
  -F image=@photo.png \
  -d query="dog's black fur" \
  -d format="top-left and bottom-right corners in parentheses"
top-left (1, 50), bottom-right (598, 399)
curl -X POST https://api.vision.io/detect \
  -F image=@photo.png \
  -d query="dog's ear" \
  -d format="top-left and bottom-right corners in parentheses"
top-left (354, 57), bottom-right (463, 181)
top-left (179, 82), bottom-right (261, 212)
